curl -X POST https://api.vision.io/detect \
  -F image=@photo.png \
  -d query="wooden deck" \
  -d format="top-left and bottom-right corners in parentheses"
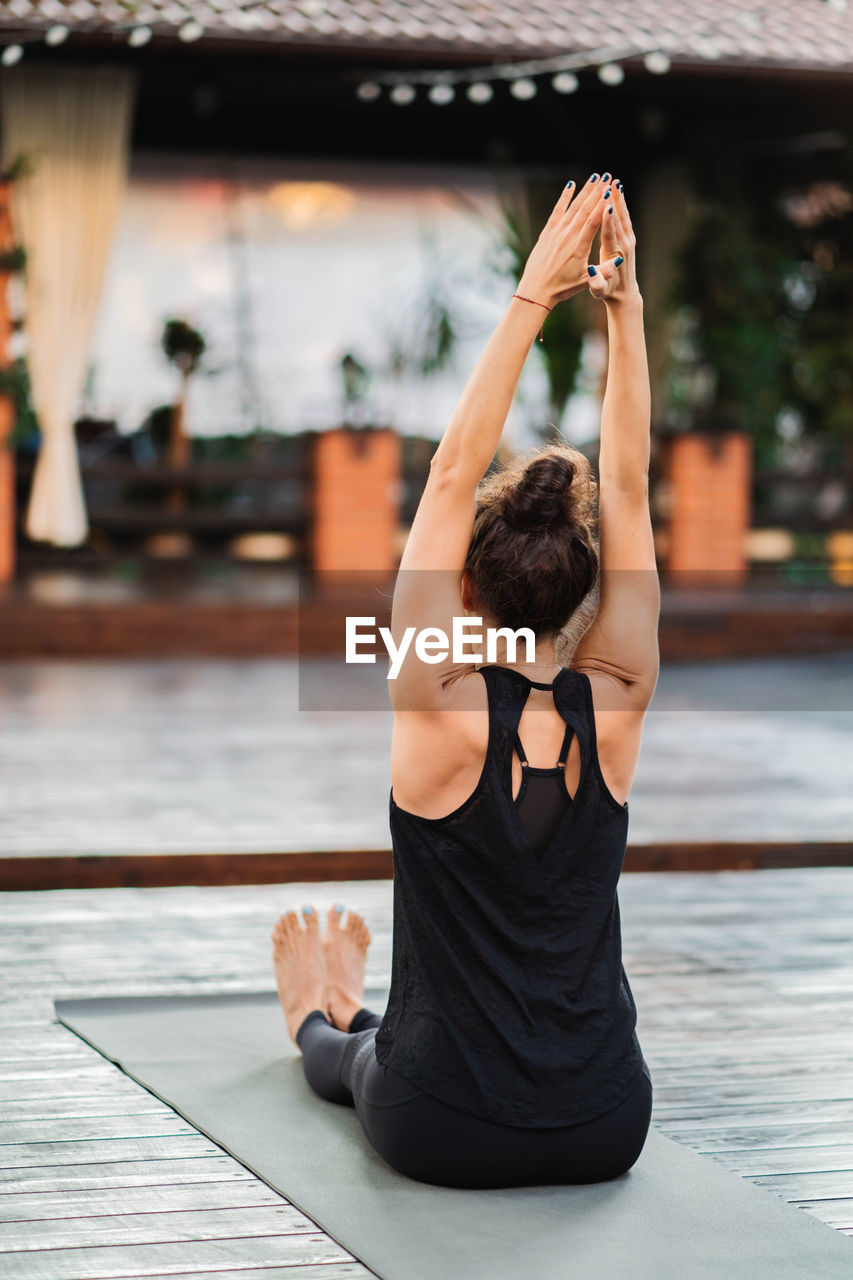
top-left (1, 869), bottom-right (852, 1276)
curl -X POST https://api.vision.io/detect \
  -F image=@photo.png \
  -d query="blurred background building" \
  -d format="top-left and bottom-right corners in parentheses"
top-left (0, 0), bottom-right (852, 654)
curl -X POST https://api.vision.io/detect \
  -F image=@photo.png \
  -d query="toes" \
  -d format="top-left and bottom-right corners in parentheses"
top-left (301, 904), bottom-right (319, 933)
top-left (326, 903), bottom-right (345, 933)
top-left (272, 911), bottom-right (300, 945)
top-left (346, 912), bottom-right (372, 949)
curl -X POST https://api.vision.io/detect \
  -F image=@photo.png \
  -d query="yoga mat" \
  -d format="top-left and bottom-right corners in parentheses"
top-left (55, 992), bottom-right (853, 1280)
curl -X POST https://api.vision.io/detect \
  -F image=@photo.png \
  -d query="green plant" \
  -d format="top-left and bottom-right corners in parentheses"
top-left (666, 143), bottom-right (853, 485)
top-left (160, 317), bottom-right (206, 471)
top-left (161, 318), bottom-right (206, 376)
top-left (0, 357), bottom-right (38, 451)
top-left (0, 246), bottom-right (26, 274)
top-left (381, 228), bottom-right (460, 382)
top-left (667, 158), bottom-right (800, 467)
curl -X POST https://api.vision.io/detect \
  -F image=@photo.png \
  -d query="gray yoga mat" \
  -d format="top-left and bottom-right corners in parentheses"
top-left (55, 991), bottom-right (853, 1280)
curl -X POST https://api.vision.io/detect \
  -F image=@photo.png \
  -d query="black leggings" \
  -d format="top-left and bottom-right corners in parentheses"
top-left (296, 1008), bottom-right (653, 1189)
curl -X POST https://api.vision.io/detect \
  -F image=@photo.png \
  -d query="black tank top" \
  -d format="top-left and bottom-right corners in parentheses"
top-left (512, 691), bottom-right (574, 860)
top-left (375, 664), bottom-right (646, 1128)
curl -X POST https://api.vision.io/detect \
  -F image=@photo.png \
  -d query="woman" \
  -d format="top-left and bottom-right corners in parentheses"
top-left (272, 171), bottom-right (660, 1189)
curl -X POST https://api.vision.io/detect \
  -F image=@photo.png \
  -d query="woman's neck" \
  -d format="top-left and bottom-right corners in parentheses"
top-left (482, 637), bottom-right (561, 677)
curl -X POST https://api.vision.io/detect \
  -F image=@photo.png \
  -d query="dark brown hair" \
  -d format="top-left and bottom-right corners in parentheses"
top-left (463, 444), bottom-right (599, 638)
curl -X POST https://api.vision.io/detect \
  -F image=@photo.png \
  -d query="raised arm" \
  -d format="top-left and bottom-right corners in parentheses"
top-left (571, 182), bottom-right (661, 709)
top-left (390, 175), bottom-right (615, 710)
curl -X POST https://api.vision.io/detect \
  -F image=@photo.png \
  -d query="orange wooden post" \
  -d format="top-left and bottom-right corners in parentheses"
top-left (311, 426), bottom-right (401, 582)
top-left (0, 179), bottom-right (15, 588)
top-left (665, 431), bottom-right (752, 587)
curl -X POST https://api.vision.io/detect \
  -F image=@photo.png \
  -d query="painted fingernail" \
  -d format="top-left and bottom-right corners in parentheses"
top-left (565, 179), bottom-right (574, 188)
top-left (614, 256), bottom-right (624, 267)
top-left (587, 265), bottom-right (597, 276)
top-left (590, 172), bottom-right (599, 182)
top-left (302, 904), bottom-right (315, 915)
top-left (617, 181), bottom-right (623, 190)
top-left (602, 173), bottom-right (611, 182)
top-left (334, 903), bottom-right (345, 914)
top-left (608, 206), bottom-right (614, 214)
top-left (603, 188), bottom-right (611, 198)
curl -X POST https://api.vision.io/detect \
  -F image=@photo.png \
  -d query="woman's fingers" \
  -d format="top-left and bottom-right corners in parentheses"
top-left (601, 176), bottom-right (623, 235)
top-left (545, 180), bottom-right (577, 227)
top-left (615, 182), bottom-right (634, 237)
top-left (587, 255), bottom-right (623, 296)
top-left (567, 172), bottom-right (608, 224)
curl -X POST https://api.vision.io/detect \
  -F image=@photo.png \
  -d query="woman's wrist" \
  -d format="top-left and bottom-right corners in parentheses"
top-left (604, 288), bottom-right (644, 315)
top-left (515, 276), bottom-right (558, 310)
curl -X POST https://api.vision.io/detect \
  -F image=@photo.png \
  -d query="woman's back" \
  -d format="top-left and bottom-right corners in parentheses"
top-left (376, 663), bottom-right (647, 1129)
top-left (390, 662), bottom-right (645, 827)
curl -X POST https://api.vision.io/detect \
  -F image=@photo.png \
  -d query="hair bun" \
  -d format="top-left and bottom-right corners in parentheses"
top-left (501, 453), bottom-right (577, 532)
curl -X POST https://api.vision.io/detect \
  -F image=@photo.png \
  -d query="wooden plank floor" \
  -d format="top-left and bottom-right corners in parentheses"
top-left (2, 654), bottom-right (852, 858)
top-left (1, 870), bottom-right (852, 1278)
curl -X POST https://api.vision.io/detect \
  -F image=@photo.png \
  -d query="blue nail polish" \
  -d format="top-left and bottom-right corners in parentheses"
top-left (590, 173), bottom-right (599, 182)
top-left (608, 206), bottom-right (613, 214)
top-left (602, 173), bottom-right (611, 182)
top-left (587, 265), bottom-right (597, 276)
top-left (614, 256), bottom-right (624, 267)
top-left (617, 181), bottom-right (623, 190)
top-left (565, 180), bottom-right (574, 188)
top-left (334, 903), bottom-right (345, 914)
top-left (603, 188), bottom-right (611, 198)
top-left (302, 904), bottom-right (315, 915)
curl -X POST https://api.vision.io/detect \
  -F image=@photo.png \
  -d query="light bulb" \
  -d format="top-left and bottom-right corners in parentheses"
top-left (390, 84), bottom-right (416, 105)
top-left (467, 82), bottom-right (494, 103)
top-left (551, 71), bottom-right (579, 94)
top-left (356, 82), bottom-right (381, 101)
top-left (128, 25), bottom-right (152, 46)
top-left (643, 51), bottom-right (670, 75)
top-left (428, 83), bottom-right (455, 105)
top-left (45, 24), bottom-right (69, 45)
top-left (598, 62), bottom-right (625, 85)
top-left (1, 44), bottom-right (23, 65)
top-left (178, 19), bottom-right (204, 42)
top-left (509, 78), bottom-right (537, 100)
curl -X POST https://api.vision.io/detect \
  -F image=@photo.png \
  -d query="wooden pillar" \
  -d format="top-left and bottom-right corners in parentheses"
top-left (310, 426), bottom-right (401, 581)
top-left (665, 431), bottom-right (752, 586)
top-left (0, 180), bottom-right (15, 588)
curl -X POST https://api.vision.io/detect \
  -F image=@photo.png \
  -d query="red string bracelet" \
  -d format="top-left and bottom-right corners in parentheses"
top-left (512, 293), bottom-right (552, 342)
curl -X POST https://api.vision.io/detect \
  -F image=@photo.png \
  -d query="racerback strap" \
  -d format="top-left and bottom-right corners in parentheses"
top-left (514, 720), bottom-right (575, 769)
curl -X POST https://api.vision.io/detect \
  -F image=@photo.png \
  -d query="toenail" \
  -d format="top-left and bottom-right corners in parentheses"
top-left (302, 904), bottom-right (315, 915)
top-left (334, 903), bottom-right (345, 913)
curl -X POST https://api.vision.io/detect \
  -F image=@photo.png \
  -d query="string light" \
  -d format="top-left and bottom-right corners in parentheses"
top-left (128, 25), bottom-right (152, 47)
top-left (1, 44), bottom-right (23, 66)
top-left (178, 19), bottom-right (204, 42)
top-left (551, 71), bottom-right (579, 93)
top-left (597, 62), bottom-right (625, 85)
top-left (390, 83), bottom-right (416, 105)
top-left (356, 81), bottom-right (381, 101)
top-left (428, 83), bottom-right (455, 105)
top-left (509, 77), bottom-right (537, 100)
top-left (44, 24), bottom-right (69, 45)
top-left (348, 9), bottom-right (775, 105)
top-left (643, 51), bottom-right (670, 74)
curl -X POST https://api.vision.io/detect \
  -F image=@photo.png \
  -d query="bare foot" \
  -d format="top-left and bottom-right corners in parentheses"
top-left (271, 906), bottom-right (327, 1045)
top-left (323, 903), bottom-right (373, 1032)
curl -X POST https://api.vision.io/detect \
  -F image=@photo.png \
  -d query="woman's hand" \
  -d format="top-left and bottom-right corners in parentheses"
top-left (516, 173), bottom-right (609, 308)
top-left (586, 180), bottom-right (641, 307)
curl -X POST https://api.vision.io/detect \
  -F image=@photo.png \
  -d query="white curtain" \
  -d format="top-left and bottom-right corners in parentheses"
top-left (0, 66), bottom-right (135, 545)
